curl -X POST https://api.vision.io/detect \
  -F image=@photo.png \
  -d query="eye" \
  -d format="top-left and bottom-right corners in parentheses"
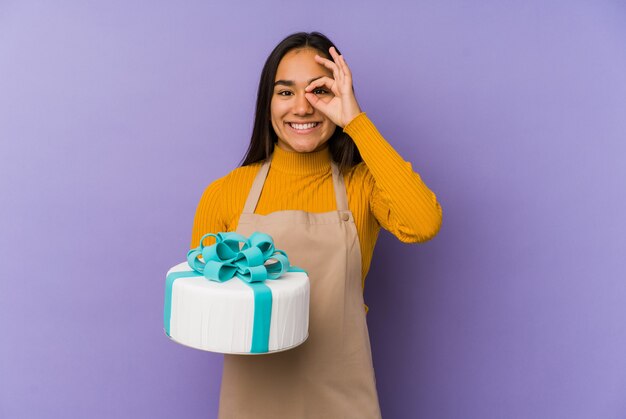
top-left (313, 88), bottom-right (329, 95)
top-left (277, 90), bottom-right (292, 96)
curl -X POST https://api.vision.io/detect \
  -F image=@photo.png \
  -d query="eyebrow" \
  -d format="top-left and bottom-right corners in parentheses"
top-left (274, 76), bottom-right (324, 87)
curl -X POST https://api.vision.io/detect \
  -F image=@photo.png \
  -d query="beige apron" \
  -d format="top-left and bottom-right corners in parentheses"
top-left (218, 152), bottom-right (382, 418)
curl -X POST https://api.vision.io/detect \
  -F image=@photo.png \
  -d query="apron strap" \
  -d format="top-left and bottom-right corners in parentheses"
top-left (330, 161), bottom-right (349, 212)
top-left (242, 151), bottom-right (349, 214)
top-left (243, 154), bottom-right (273, 214)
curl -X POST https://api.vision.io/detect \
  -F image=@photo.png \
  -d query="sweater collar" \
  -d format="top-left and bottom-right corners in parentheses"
top-left (270, 143), bottom-right (331, 175)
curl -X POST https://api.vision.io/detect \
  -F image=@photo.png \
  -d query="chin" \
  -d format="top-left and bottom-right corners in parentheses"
top-left (284, 139), bottom-right (323, 153)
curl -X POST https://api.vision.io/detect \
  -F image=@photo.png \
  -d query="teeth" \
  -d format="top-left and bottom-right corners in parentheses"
top-left (289, 122), bottom-right (318, 130)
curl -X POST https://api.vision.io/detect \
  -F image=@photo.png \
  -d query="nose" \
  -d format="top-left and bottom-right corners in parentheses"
top-left (292, 91), bottom-right (314, 116)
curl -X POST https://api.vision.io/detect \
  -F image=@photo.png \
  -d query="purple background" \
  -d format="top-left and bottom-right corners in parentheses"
top-left (1, 1), bottom-right (625, 418)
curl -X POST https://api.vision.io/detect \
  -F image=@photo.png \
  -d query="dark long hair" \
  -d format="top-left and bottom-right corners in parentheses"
top-left (238, 32), bottom-right (362, 173)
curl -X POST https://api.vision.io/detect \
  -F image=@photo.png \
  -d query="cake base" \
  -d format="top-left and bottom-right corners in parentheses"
top-left (165, 262), bottom-right (310, 354)
top-left (165, 330), bottom-right (309, 355)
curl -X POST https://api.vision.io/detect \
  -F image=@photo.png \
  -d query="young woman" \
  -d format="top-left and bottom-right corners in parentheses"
top-left (191, 31), bottom-right (442, 419)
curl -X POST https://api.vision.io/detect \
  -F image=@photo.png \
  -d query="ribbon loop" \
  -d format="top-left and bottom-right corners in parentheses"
top-left (234, 246), bottom-right (265, 268)
top-left (247, 232), bottom-right (275, 258)
top-left (203, 260), bottom-right (237, 282)
top-left (265, 252), bottom-right (289, 279)
top-left (236, 264), bottom-right (268, 283)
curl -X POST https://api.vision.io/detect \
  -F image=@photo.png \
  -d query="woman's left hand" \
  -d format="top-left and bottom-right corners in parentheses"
top-left (305, 46), bottom-right (362, 129)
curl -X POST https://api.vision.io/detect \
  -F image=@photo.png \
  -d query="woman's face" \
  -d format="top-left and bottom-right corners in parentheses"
top-left (271, 48), bottom-right (337, 153)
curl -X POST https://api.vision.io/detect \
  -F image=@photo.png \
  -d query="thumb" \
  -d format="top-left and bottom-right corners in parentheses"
top-left (305, 92), bottom-right (329, 114)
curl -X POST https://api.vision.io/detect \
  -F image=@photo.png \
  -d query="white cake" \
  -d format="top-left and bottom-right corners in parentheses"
top-left (164, 261), bottom-right (310, 354)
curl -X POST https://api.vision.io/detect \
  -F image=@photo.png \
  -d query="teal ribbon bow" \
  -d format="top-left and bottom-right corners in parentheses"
top-left (186, 231), bottom-right (294, 283)
top-left (164, 232), bottom-right (306, 353)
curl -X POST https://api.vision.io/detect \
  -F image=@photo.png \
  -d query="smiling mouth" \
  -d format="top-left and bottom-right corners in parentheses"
top-left (286, 122), bottom-right (320, 133)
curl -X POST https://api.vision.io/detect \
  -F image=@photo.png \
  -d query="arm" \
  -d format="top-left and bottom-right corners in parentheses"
top-left (344, 112), bottom-right (442, 243)
top-left (190, 176), bottom-right (228, 249)
top-left (303, 46), bottom-right (442, 241)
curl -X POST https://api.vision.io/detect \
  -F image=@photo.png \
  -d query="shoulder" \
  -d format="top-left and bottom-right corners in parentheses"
top-left (220, 161), bottom-right (263, 190)
top-left (203, 161), bottom-right (263, 193)
top-left (198, 162), bottom-right (264, 218)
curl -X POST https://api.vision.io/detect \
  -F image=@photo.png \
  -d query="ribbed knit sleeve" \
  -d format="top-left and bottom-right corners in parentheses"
top-left (343, 112), bottom-right (442, 243)
top-left (190, 175), bottom-right (228, 249)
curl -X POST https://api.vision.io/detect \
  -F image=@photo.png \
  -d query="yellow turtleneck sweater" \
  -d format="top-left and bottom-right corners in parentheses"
top-left (190, 112), bottom-right (442, 313)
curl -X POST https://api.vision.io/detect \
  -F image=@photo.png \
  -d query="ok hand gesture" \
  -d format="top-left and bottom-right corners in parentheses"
top-left (304, 46), bottom-right (362, 129)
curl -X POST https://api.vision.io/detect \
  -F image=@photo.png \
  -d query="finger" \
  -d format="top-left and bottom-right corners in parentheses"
top-left (315, 55), bottom-right (339, 77)
top-left (328, 47), bottom-right (351, 81)
top-left (329, 46), bottom-right (341, 61)
top-left (338, 54), bottom-right (351, 79)
top-left (304, 91), bottom-right (330, 114)
top-left (328, 47), bottom-right (347, 82)
top-left (305, 76), bottom-right (336, 93)
top-left (314, 53), bottom-right (342, 80)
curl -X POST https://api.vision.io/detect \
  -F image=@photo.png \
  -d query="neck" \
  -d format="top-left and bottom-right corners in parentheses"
top-left (270, 143), bottom-right (331, 175)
